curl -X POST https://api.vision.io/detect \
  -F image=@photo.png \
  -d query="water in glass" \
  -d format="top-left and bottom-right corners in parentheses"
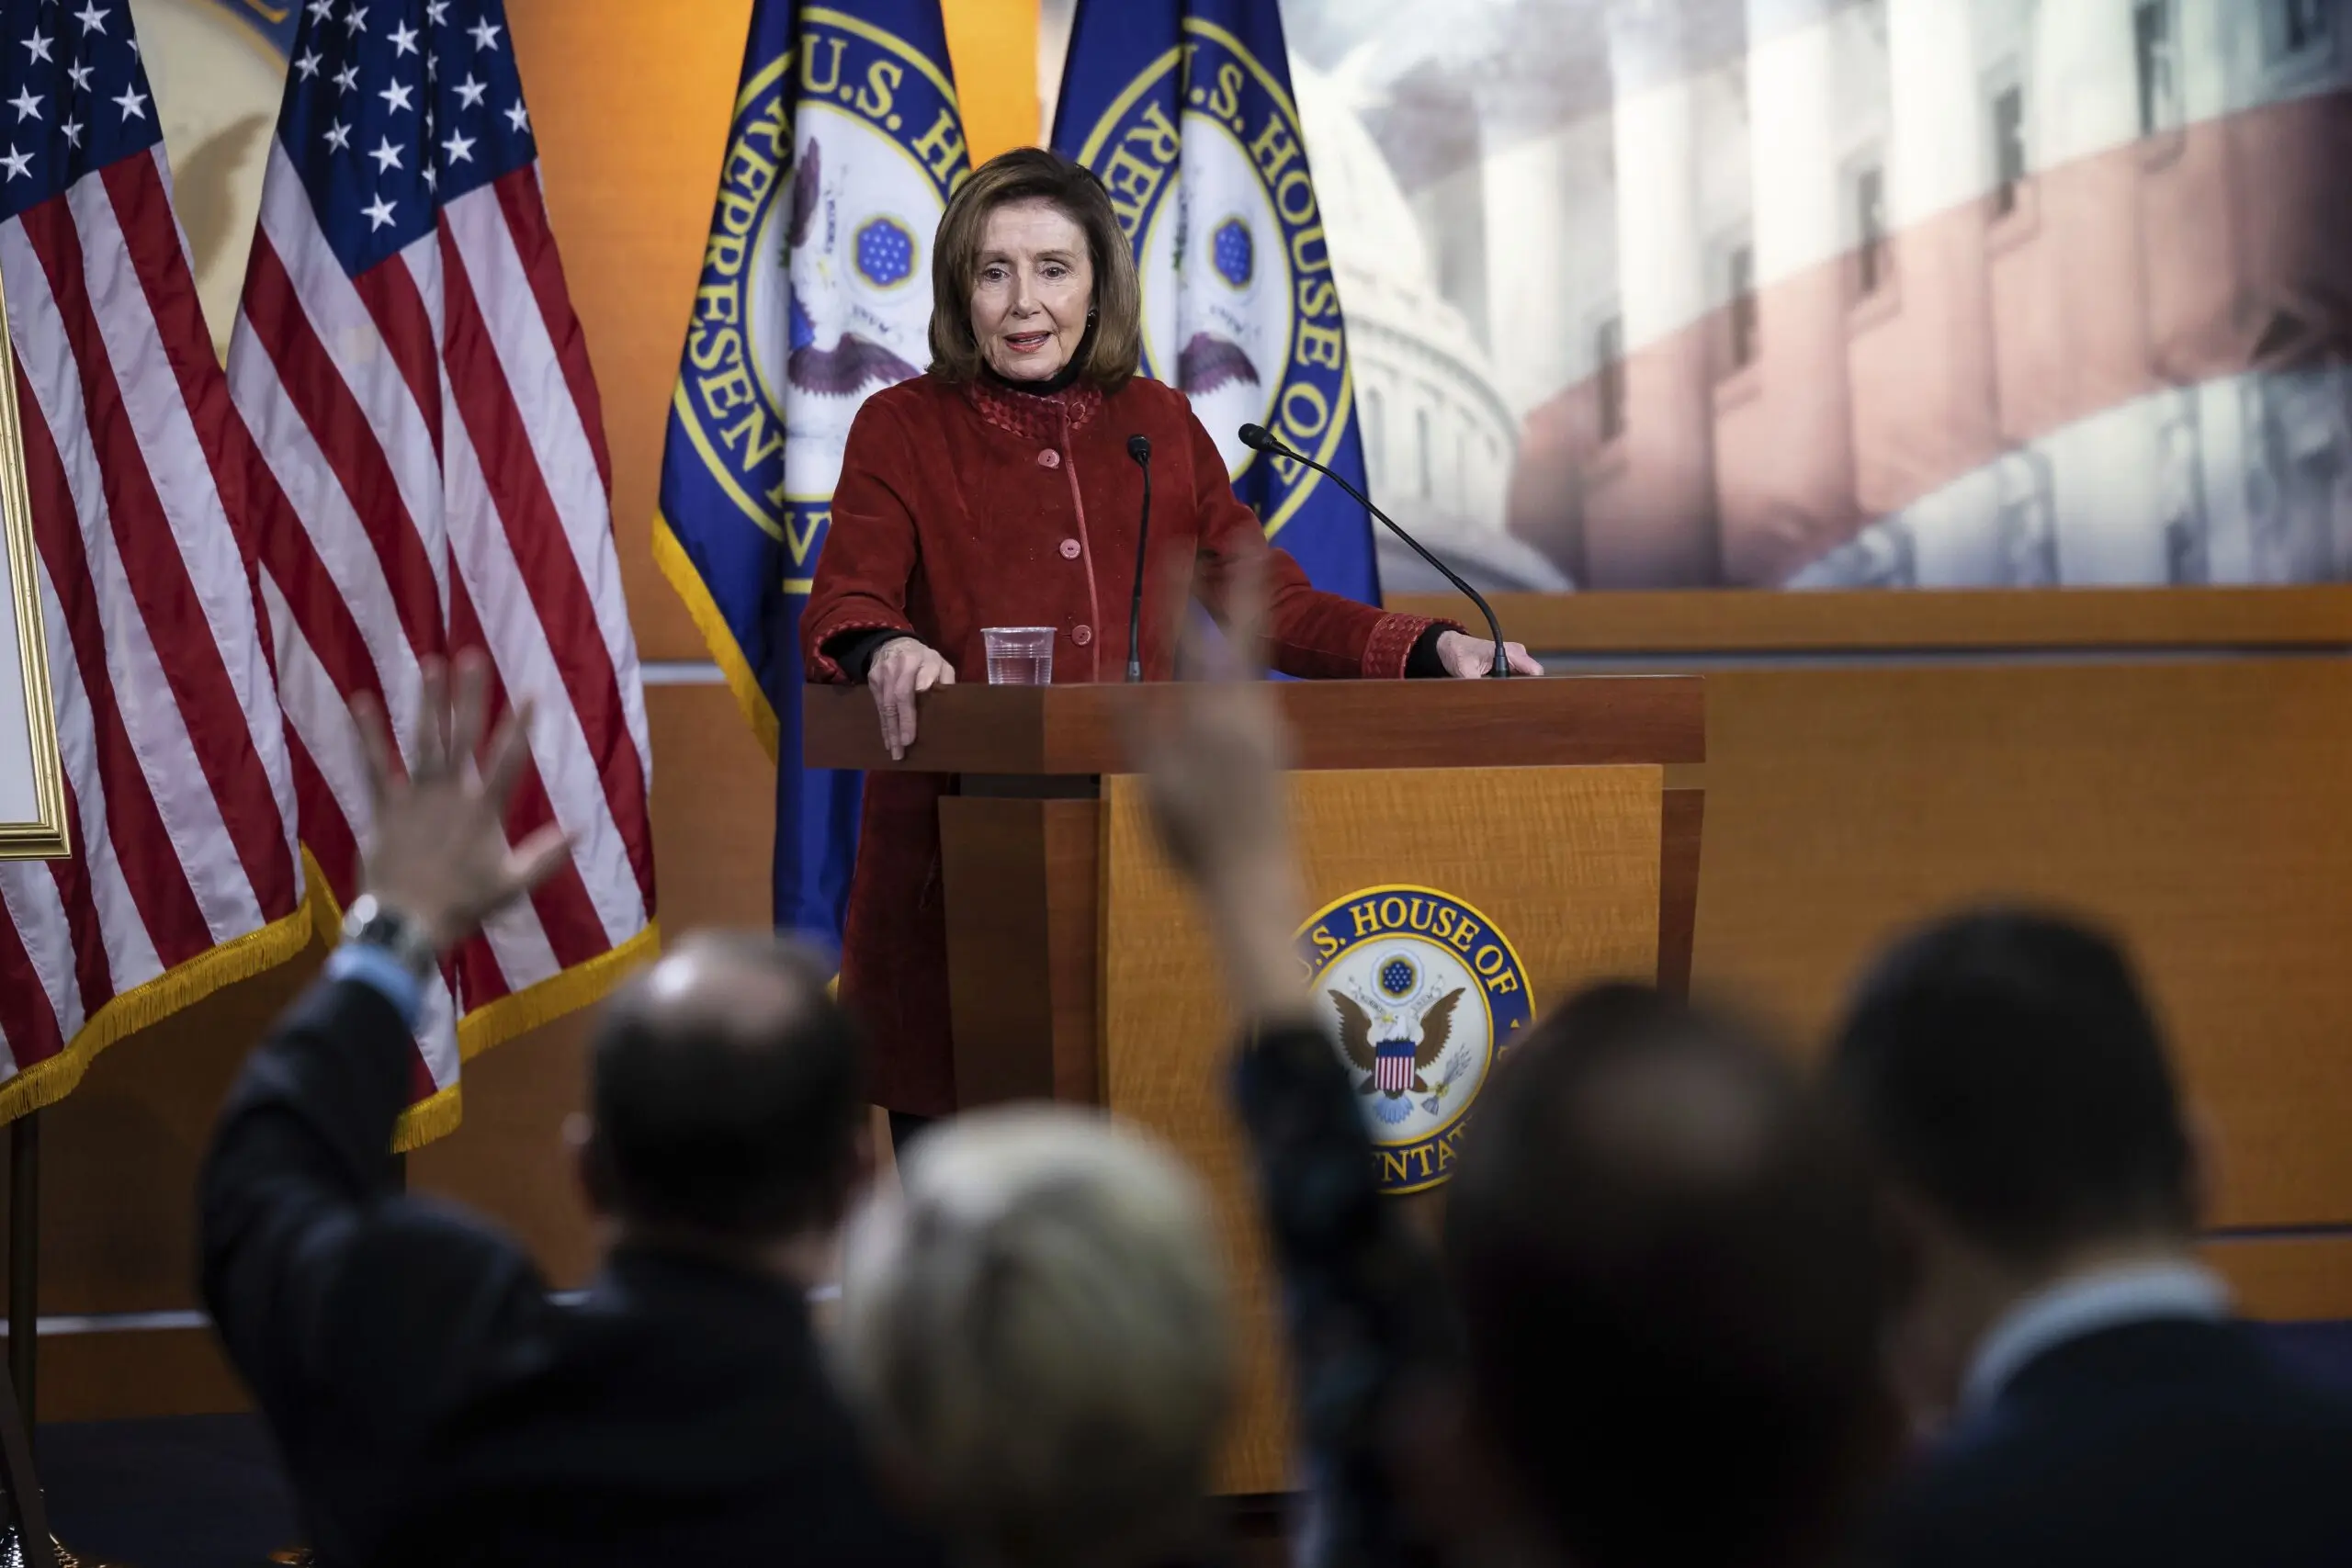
top-left (983, 626), bottom-right (1055, 686)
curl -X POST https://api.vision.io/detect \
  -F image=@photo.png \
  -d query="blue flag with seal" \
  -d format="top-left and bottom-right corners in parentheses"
top-left (1051, 0), bottom-right (1380, 604)
top-left (655, 1), bottom-right (969, 949)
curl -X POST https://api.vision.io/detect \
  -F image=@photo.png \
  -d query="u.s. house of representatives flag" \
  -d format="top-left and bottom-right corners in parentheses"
top-left (229, 0), bottom-right (656, 1146)
top-left (0, 0), bottom-right (307, 1117)
top-left (1053, 0), bottom-right (1381, 604)
top-left (655, 0), bottom-right (967, 950)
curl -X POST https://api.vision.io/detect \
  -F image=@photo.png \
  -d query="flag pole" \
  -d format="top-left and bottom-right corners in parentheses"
top-left (0, 1112), bottom-right (53, 1568)
top-left (0, 1351), bottom-right (53, 1568)
top-left (8, 1112), bottom-right (36, 1439)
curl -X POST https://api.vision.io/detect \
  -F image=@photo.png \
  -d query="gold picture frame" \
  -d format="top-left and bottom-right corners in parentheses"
top-left (0, 262), bottom-right (69, 861)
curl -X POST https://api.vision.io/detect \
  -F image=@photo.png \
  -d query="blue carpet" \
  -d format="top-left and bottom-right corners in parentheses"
top-left (31, 1323), bottom-right (2352, 1567)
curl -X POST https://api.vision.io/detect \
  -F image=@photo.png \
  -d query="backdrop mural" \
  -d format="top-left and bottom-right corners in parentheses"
top-left (1046, 0), bottom-right (2352, 593)
top-left (157, 0), bottom-right (2352, 593)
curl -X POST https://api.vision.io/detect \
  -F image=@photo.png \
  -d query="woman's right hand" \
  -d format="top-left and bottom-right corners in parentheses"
top-left (868, 637), bottom-right (955, 761)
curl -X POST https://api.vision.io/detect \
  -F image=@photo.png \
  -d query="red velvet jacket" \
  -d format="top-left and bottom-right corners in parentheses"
top-left (804, 370), bottom-right (1446, 1114)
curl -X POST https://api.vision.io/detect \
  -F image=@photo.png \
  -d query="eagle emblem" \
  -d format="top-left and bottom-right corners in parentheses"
top-left (1295, 886), bottom-right (1536, 1194)
top-left (1331, 982), bottom-right (1466, 1124)
top-left (786, 137), bottom-right (923, 399)
top-left (1177, 333), bottom-right (1261, 397)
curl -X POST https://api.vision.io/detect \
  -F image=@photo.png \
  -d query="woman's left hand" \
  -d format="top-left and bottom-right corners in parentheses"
top-left (1433, 630), bottom-right (1544, 678)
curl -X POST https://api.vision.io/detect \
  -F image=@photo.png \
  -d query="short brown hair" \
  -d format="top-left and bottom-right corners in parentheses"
top-left (927, 148), bottom-right (1141, 389)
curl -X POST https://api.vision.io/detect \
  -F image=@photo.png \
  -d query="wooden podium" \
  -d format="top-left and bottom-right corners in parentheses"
top-left (807, 676), bottom-right (1706, 1493)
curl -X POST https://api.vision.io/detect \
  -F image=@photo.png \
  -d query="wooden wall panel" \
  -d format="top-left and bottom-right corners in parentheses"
top-left (2205, 1236), bottom-right (2352, 1323)
top-left (1689, 661), bottom-right (2352, 1230)
top-left (635, 682), bottom-right (779, 935)
top-left (1391, 586), bottom-right (2352, 651)
top-left (5, 957), bottom-right (317, 1317)
top-left (33, 1329), bottom-right (248, 1427)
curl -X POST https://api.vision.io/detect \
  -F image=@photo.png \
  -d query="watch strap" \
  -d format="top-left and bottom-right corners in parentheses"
top-left (340, 893), bottom-right (439, 980)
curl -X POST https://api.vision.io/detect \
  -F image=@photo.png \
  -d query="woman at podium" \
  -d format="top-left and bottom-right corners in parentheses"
top-left (803, 148), bottom-right (1537, 1132)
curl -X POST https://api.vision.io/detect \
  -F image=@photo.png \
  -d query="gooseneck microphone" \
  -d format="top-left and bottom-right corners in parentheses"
top-left (1237, 423), bottom-right (1514, 677)
top-left (1125, 434), bottom-right (1153, 682)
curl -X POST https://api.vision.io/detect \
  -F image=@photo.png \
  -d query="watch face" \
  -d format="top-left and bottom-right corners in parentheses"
top-left (342, 895), bottom-right (432, 968)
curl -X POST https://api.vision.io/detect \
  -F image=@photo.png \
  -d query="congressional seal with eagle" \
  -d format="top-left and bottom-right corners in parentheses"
top-left (1298, 886), bottom-right (1535, 1195)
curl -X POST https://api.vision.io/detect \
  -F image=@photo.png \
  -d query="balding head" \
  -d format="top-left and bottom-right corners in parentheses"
top-left (1445, 984), bottom-right (1894, 1568)
top-left (585, 931), bottom-right (866, 1244)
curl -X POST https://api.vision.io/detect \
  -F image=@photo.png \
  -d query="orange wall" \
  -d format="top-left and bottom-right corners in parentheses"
top-left (943, 0), bottom-right (1042, 164)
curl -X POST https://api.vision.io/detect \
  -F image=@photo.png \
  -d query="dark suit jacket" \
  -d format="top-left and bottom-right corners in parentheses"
top-left (1870, 1317), bottom-right (2352, 1568)
top-left (198, 976), bottom-right (939, 1568)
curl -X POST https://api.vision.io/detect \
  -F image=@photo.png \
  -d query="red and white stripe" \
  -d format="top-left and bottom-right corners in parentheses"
top-left (230, 148), bottom-right (655, 1142)
top-left (0, 147), bottom-right (305, 1111)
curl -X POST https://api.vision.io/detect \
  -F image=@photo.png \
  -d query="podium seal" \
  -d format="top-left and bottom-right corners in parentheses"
top-left (1296, 886), bottom-right (1535, 1194)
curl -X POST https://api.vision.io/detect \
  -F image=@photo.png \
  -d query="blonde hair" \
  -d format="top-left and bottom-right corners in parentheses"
top-left (927, 148), bottom-right (1143, 389)
top-left (835, 1107), bottom-right (1232, 1568)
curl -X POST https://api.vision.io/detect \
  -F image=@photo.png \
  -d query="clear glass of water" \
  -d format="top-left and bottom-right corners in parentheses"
top-left (982, 626), bottom-right (1056, 685)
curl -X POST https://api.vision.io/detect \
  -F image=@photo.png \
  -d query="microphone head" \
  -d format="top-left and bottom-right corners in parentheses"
top-left (1237, 423), bottom-right (1274, 452)
top-left (1126, 434), bottom-right (1152, 463)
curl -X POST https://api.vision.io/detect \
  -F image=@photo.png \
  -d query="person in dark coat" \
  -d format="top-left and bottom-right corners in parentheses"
top-left (199, 655), bottom-right (939, 1568)
top-left (1828, 909), bottom-right (2352, 1568)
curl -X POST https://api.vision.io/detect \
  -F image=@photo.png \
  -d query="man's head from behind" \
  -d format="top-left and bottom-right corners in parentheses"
top-left (1827, 908), bottom-right (2200, 1410)
top-left (580, 932), bottom-right (870, 1253)
top-left (1443, 985), bottom-right (1894, 1568)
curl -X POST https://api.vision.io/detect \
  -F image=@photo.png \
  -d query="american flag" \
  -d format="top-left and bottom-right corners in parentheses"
top-left (228, 0), bottom-right (655, 1146)
top-left (0, 0), bottom-right (308, 1117)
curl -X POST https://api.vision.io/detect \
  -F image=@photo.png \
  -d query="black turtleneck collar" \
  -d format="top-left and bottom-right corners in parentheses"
top-left (981, 357), bottom-right (1087, 398)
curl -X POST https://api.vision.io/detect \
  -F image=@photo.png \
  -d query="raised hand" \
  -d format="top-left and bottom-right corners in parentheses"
top-left (348, 651), bottom-right (572, 953)
top-left (868, 637), bottom-right (956, 761)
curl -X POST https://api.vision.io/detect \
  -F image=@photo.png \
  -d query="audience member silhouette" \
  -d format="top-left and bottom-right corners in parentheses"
top-left (200, 657), bottom-right (937, 1567)
top-left (1831, 908), bottom-right (2352, 1568)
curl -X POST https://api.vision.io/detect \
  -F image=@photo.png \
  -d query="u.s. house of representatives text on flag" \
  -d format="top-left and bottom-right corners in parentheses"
top-left (1052, 0), bottom-right (1382, 605)
top-left (655, 0), bottom-right (967, 952)
top-left (229, 0), bottom-right (656, 1147)
top-left (0, 0), bottom-right (308, 1116)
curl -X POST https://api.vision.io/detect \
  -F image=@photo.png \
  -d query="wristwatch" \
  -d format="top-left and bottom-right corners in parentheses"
top-left (340, 894), bottom-right (440, 981)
